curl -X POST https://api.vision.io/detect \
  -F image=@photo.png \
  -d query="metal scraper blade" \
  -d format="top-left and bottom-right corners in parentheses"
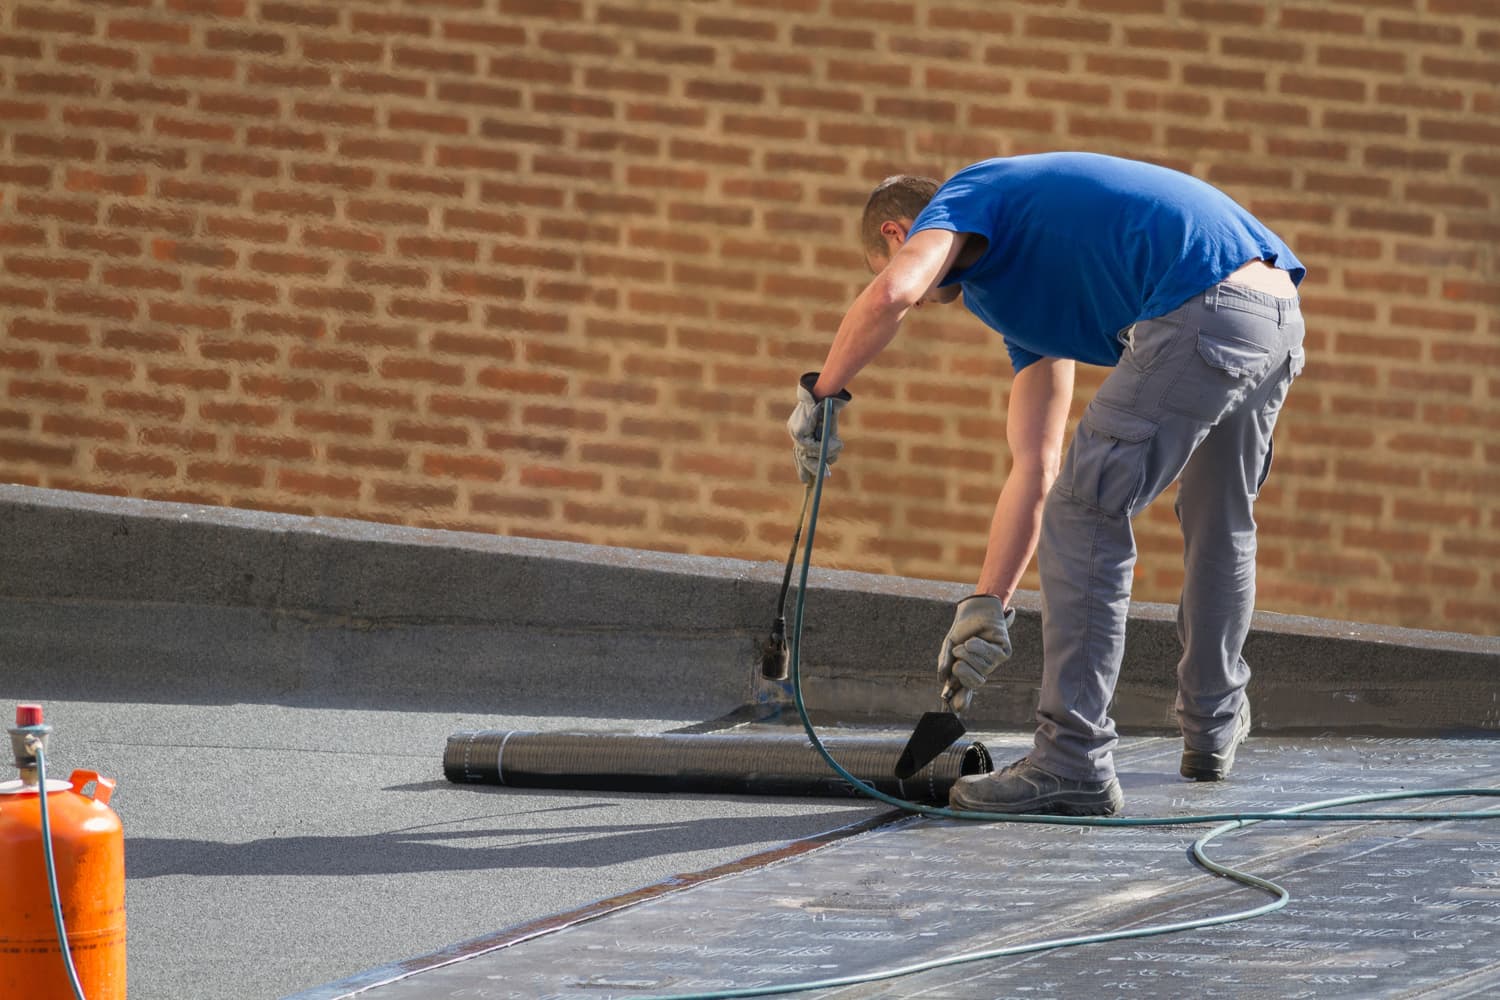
top-left (894, 710), bottom-right (967, 780)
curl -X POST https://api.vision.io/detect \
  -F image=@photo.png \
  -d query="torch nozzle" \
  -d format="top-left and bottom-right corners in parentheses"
top-left (760, 619), bottom-right (790, 680)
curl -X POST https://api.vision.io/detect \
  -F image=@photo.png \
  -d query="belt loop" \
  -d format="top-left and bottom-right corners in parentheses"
top-left (1204, 284), bottom-right (1218, 311)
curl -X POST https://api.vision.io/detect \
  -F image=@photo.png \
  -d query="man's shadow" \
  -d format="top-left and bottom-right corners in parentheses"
top-left (126, 793), bottom-right (864, 878)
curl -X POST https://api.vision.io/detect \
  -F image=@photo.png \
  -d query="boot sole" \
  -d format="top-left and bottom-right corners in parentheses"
top-left (1180, 750), bottom-right (1235, 781)
top-left (1181, 707), bottom-right (1251, 781)
top-left (950, 788), bottom-right (1123, 816)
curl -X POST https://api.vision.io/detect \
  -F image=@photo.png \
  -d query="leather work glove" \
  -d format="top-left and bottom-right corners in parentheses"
top-left (786, 372), bottom-right (852, 484)
top-left (937, 595), bottom-right (1016, 713)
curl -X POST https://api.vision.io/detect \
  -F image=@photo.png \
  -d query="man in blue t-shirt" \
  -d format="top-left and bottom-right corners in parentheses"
top-left (786, 152), bottom-right (1306, 816)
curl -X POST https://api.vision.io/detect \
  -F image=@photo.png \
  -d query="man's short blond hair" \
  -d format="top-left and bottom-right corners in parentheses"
top-left (860, 174), bottom-right (941, 254)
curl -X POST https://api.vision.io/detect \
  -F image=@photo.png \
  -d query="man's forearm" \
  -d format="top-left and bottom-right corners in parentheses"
top-left (813, 227), bottom-right (966, 398)
top-left (975, 465), bottom-right (1052, 606)
top-left (978, 357), bottom-right (1074, 606)
top-left (813, 287), bottom-right (906, 399)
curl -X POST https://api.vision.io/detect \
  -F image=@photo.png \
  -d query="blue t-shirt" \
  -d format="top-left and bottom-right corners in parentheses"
top-left (908, 152), bottom-right (1306, 372)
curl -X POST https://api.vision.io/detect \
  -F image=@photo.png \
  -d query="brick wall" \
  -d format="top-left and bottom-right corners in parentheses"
top-left (0, 0), bottom-right (1496, 636)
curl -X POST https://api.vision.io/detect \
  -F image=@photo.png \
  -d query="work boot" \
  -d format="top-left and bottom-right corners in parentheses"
top-left (1180, 699), bottom-right (1251, 781)
top-left (948, 757), bottom-right (1124, 816)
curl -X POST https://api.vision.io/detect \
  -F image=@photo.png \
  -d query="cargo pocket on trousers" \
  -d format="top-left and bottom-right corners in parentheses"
top-left (1064, 405), bottom-right (1158, 517)
top-left (1164, 331), bottom-right (1276, 422)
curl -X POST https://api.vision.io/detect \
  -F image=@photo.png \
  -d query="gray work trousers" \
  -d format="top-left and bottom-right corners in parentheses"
top-left (1031, 281), bottom-right (1306, 782)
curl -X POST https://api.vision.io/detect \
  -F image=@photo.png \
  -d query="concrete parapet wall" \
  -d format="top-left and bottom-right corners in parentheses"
top-left (1, 485), bottom-right (1496, 732)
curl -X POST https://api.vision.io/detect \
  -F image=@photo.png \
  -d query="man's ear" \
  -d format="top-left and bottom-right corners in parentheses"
top-left (879, 219), bottom-right (910, 256)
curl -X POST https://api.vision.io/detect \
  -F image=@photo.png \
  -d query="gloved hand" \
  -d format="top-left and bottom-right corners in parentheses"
top-left (786, 372), bottom-right (852, 484)
top-left (937, 595), bottom-right (1016, 713)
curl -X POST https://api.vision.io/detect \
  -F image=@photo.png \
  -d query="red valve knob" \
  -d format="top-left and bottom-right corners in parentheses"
top-left (15, 704), bottom-right (43, 727)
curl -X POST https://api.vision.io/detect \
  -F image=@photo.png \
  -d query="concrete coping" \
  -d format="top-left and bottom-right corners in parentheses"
top-left (1, 484), bottom-right (1495, 732)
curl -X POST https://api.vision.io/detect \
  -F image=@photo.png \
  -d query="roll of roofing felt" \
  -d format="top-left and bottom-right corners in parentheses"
top-left (443, 729), bottom-right (992, 803)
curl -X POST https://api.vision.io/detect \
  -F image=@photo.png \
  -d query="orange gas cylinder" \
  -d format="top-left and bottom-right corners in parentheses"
top-left (0, 705), bottom-right (126, 999)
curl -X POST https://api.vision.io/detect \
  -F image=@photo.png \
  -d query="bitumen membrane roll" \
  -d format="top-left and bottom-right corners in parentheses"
top-left (444, 729), bottom-right (993, 803)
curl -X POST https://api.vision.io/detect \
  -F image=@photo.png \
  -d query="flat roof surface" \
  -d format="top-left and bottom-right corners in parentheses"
top-left (23, 699), bottom-right (879, 1000)
top-left (293, 724), bottom-right (1500, 1000)
top-left (4, 488), bottom-right (1496, 999)
top-left (20, 697), bottom-right (1500, 1000)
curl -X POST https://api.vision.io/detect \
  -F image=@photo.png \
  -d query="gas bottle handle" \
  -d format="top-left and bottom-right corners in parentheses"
top-left (68, 768), bottom-right (115, 804)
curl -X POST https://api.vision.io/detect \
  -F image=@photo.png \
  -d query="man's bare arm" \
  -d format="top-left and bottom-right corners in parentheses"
top-left (976, 357), bottom-right (1075, 604)
top-left (812, 228), bottom-right (968, 399)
